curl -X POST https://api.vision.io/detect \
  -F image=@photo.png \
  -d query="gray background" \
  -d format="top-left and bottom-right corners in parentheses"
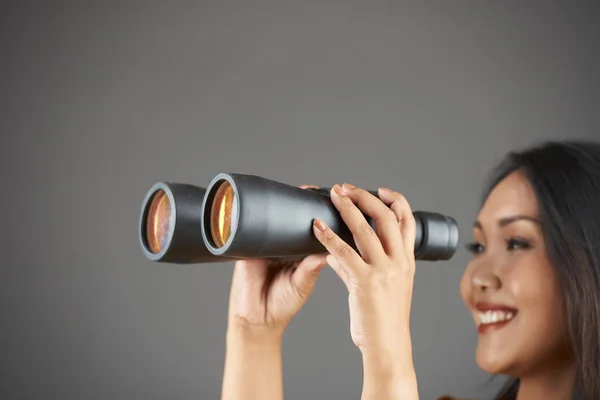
top-left (2, 2), bottom-right (599, 399)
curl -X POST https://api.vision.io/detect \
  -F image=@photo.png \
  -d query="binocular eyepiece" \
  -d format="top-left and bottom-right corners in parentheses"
top-left (139, 173), bottom-right (460, 264)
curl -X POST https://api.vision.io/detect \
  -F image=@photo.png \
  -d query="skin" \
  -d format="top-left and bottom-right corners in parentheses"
top-left (460, 171), bottom-right (577, 399)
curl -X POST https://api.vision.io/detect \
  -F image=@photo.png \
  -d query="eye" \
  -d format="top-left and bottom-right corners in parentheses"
top-left (506, 237), bottom-right (532, 251)
top-left (465, 242), bottom-right (485, 254)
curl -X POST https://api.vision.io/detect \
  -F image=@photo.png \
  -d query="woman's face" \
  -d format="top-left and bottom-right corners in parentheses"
top-left (460, 170), bottom-right (570, 376)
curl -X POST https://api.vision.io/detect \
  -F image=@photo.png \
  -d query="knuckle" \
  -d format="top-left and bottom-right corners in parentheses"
top-left (324, 230), bottom-right (339, 243)
top-left (404, 209), bottom-right (416, 224)
top-left (353, 188), bottom-right (373, 203)
top-left (358, 221), bottom-right (376, 236)
top-left (352, 187), bottom-right (367, 196)
top-left (335, 196), bottom-right (351, 211)
top-left (393, 191), bottom-right (406, 201)
top-left (385, 208), bottom-right (398, 221)
top-left (398, 194), bottom-right (412, 210)
top-left (373, 207), bottom-right (398, 224)
top-left (391, 202), bottom-right (411, 219)
top-left (364, 189), bottom-right (380, 203)
top-left (337, 243), bottom-right (354, 257)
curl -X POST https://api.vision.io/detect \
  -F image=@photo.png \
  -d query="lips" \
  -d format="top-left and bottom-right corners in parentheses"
top-left (474, 302), bottom-right (518, 334)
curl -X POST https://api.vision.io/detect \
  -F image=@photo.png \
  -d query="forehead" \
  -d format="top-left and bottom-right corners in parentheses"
top-left (478, 170), bottom-right (539, 221)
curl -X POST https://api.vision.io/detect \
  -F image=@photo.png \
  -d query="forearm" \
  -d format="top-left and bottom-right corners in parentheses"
top-left (360, 340), bottom-right (419, 400)
top-left (221, 324), bottom-right (285, 400)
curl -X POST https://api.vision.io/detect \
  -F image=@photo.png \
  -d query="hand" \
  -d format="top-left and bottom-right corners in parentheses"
top-left (227, 185), bottom-right (329, 340)
top-left (312, 183), bottom-right (417, 356)
top-left (312, 183), bottom-right (419, 399)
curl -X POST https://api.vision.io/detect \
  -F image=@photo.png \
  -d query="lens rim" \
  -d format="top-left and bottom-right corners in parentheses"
top-left (201, 173), bottom-right (240, 255)
top-left (444, 215), bottom-right (460, 260)
top-left (210, 181), bottom-right (236, 248)
top-left (139, 182), bottom-right (177, 260)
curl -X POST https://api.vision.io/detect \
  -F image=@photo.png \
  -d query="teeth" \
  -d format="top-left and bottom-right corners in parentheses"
top-left (477, 310), bottom-right (515, 325)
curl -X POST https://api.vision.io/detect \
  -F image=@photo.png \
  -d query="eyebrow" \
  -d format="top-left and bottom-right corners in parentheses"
top-left (473, 215), bottom-right (540, 229)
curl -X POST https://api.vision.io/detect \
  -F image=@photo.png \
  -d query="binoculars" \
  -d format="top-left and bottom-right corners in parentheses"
top-left (138, 173), bottom-right (460, 264)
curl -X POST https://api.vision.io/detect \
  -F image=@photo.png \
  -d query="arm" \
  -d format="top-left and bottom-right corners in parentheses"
top-left (220, 250), bottom-right (328, 400)
top-left (361, 338), bottom-right (419, 400)
top-left (221, 324), bottom-right (284, 400)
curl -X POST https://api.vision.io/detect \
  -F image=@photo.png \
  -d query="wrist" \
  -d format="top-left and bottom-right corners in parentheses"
top-left (360, 343), bottom-right (418, 400)
top-left (222, 319), bottom-right (285, 400)
top-left (361, 347), bottom-right (415, 378)
top-left (226, 319), bottom-right (285, 348)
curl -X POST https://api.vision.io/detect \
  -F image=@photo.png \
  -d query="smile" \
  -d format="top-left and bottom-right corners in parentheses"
top-left (474, 304), bottom-right (518, 334)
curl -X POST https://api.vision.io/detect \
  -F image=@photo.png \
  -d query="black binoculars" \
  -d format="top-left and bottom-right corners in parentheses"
top-left (138, 173), bottom-right (460, 264)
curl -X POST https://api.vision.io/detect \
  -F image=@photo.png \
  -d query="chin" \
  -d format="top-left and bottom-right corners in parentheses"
top-left (475, 344), bottom-right (518, 375)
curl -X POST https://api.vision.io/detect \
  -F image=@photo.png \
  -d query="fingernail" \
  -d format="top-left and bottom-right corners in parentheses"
top-left (378, 187), bottom-right (393, 194)
top-left (342, 183), bottom-right (355, 191)
top-left (313, 218), bottom-right (327, 231)
top-left (333, 184), bottom-right (346, 197)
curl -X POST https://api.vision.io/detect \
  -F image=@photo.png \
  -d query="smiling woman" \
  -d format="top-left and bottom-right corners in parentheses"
top-left (219, 140), bottom-right (600, 400)
top-left (458, 140), bottom-right (600, 400)
top-left (463, 172), bottom-right (567, 372)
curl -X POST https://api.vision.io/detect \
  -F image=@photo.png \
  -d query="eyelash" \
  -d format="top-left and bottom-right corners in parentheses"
top-left (465, 237), bottom-right (532, 255)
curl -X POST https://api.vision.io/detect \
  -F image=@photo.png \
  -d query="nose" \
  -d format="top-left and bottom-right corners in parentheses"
top-left (471, 272), bottom-right (501, 292)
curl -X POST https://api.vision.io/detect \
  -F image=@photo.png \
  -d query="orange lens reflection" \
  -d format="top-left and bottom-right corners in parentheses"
top-left (145, 190), bottom-right (172, 254)
top-left (210, 181), bottom-right (236, 248)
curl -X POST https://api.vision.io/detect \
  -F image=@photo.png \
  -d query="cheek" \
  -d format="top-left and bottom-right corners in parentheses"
top-left (507, 256), bottom-right (561, 311)
top-left (506, 254), bottom-right (567, 339)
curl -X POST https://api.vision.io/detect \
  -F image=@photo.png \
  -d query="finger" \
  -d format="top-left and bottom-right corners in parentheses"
top-left (299, 184), bottom-right (320, 190)
top-left (326, 253), bottom-right (350, 288)
top-left (341, 184), bottom-right (403, 259)
top-left (312, 217), bottom-right (366, 279)
top-left (329, 184), bottom-right (386, 262)
top-left (292, 253), bottom-right (329, 297)
top-left (377, 188), bottom-right (417, 262)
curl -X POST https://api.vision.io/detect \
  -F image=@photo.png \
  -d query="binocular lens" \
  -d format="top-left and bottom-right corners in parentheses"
top-left (210, 181), bottom-right (237, 248)
top-left (145, 189), bottom-right (172, 254)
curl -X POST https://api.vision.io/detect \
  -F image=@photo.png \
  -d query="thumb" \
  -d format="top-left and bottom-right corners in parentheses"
top-left (292, 253), bottom-right (329, 297)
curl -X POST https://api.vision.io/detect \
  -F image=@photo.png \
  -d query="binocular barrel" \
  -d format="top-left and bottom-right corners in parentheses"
top-left (139, 173), bottom-right (460, 264)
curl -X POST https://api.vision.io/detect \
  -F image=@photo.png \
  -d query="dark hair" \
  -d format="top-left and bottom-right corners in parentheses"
top-left (480, 140), bottom-right (600, 400)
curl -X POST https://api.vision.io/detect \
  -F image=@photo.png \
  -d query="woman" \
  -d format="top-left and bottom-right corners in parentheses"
top-left (220, 140), bottom-right (600, 400)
